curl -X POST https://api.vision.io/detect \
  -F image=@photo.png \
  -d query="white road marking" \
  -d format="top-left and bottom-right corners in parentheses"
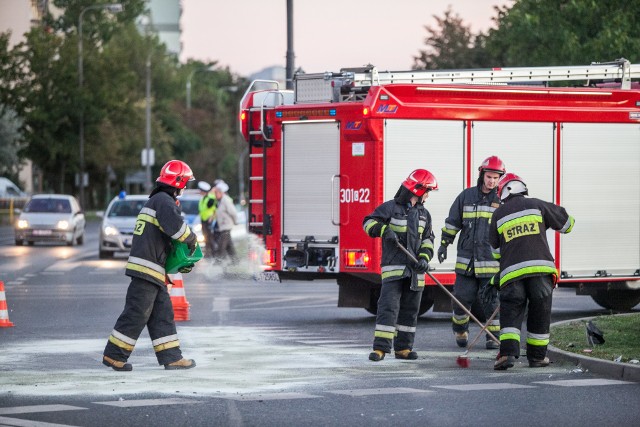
top-left (328, 387), bottom-right (432, 396)
top-left (212, 297), bottom-right (230, 311)
top-left (218, 392), bottom-right (321, 401)
top-left (0, 416), bottom-right (80, 427)
top-left (432, 383), bottom-right (536, 391)
top-left (0, 405), bottom-right (86, 415)
top-left (94, 398), bottom-right (200, 407)
top-left (533, 379), bottom-right (635, 387)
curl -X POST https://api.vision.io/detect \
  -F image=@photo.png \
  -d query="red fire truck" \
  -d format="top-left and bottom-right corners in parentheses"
top-left (239, 59), bottom-right (640, 314)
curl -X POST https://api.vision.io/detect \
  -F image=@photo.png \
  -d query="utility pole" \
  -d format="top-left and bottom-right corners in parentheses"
top-left (286, 0), bottom-right (294, 90)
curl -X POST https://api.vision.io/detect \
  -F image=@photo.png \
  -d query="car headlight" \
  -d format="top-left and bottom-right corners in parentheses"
top-left (17, 219), bottom-right (29, 229)
top-left (103, 225), bottom-right (120, 236)
top-left (57, 220), bottom-right (69, 230)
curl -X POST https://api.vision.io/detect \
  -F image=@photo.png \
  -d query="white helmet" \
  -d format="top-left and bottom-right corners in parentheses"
top-left (214, 180), bottom-right (229, 193)
top-left (498, 173), bottom-right (528, 200)
top-left (197, 181), bottom-right (211, 192)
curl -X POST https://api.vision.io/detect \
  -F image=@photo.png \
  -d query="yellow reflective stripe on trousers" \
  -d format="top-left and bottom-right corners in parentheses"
top-left (109, 335), bottom-right (135, 351)
top-left (126, 262), bottom-right (166, 283)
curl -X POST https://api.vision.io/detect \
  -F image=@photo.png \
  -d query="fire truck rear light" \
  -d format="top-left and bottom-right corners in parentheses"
top-left (240, 111), bottom-right (246, 121)
top-left (263, 249), bottom-right (277, 266)
top-left (344, 250), bottom-right (369, 268)
top-left (363, 107), bottom-right (369, 116)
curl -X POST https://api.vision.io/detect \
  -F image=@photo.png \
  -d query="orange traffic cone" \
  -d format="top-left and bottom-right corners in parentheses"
top-left (0, 281), bottom-right (15, 327)
top-left (168, 273), bottom-right (190, 321)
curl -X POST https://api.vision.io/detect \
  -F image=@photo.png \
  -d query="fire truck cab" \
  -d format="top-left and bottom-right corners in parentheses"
top-left (240, 59), bottom-right (640, 314)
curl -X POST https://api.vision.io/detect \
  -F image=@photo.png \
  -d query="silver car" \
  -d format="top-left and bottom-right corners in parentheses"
top-left (14, 194), bottom-right (86, 246)
top-left (98, 195), bottom-right (147, 259)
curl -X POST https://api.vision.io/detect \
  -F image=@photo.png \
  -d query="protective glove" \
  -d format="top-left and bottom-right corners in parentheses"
top-left (480, 277), bottom-right (498, 306)
top-left (437, 245), bottom-right (447, 263)
top-left (413, 258), bottom-right (429, 274)
top-left (186, 239), bottom-right (197, 256)
top-left (382, 227), bottom-right (398, 245)
top-left (178, 264), bottom-right (193, 274)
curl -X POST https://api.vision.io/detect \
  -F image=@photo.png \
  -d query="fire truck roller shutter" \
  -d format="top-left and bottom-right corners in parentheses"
top-left (473, 121), bottom-right (555, 258)
top-left (383, 119), bottom-right (465, 272)
top-left (560, 123), bottom-right (639, 278)
top-left (282, 122), bottom-right (340, 270)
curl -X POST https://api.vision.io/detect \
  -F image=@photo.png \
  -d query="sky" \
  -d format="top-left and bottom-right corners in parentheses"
top-left (180, 0), bottom-right (511, 77)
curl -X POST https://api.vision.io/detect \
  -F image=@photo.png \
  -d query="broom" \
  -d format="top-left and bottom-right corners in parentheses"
top-left (456, 304), bottom-right (500, 368)
top-left (395, 240), bottom-right (499, 344)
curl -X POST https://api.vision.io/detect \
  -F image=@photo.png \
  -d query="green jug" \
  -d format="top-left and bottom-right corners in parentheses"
top-left (165, 240), bottom-right (203, 274)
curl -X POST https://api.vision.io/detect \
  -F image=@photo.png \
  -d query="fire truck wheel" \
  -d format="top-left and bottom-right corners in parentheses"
top-left (591, 289), bottom-right (640, 312)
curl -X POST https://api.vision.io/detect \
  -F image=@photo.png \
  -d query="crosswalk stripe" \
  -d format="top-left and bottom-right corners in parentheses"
top-left (217, 392), bottom-right (321, 401)
top-left (94, 398), bottom-right (200, 407)
top-left (533, 379), bottom-right (635, 387)
top-left (328, 387), bottom-right (431, 396)
top-left (0, 405), bottom-right (87, 415)
top-left (432, 383), bottom-right (536, 391)
top-left (0, 416), bottom-right (80, 427)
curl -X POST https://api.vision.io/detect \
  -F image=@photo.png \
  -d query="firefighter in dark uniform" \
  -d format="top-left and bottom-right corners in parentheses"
top-left (363, 169), bottom-right (438, 361)
top-left (489, 173), bottom-right (575, 370)
top-left (103, 160), bottom-right (199, 371)
top-left (437, 156), bottom-right (505, 349)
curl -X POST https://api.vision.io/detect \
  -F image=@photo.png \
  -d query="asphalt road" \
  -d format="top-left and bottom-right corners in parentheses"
top-left (0, 221), bottom-right (639, 427)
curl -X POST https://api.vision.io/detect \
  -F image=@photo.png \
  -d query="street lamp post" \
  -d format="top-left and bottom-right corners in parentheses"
top-left (186, 66), bottom-right (216, 110)
top-left (78, 3), bottom-right (123, 209)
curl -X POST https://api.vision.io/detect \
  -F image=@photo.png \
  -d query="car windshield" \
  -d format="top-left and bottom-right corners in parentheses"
top-left (108, 200), bottom-right (145, 218)
top-left (179, 199), bottom-right (199, 215)
top-left (25, 198), bottom-right (71, 214)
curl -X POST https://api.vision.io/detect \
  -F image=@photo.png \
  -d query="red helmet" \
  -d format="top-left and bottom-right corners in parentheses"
top-left (156, 160), bottom-right (195, 189)
top-left (498, 172), bottom-right (528, 200)
top-left (402, 169), bottom-right (438, 197)
top-left (478, 156), bottom-right (506, 176)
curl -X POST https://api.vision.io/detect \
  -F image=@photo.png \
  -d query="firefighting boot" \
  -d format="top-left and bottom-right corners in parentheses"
top-left (394, 349), bottom-right (419, 360)
top-left (368, 350), bottom-right (385, 362)
top-left (103, 355), bottom-right (132, 372)
top-left (455, 331), bottom-right (469, 348)
top-left (528, 357), bottom-right (550, 368)
top-left (485, 336), bottom-right (500, 350)
top-left (164, 358), bottom-right (196, 370)
top-left (494, 354), bottom-right (516, 371)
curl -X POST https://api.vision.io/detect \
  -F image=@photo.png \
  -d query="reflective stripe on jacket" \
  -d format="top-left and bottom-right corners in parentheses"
top-left (126, 190), bottom-right (196, 287)
top-left (441, 185), bottom-right (500, 278)
top-left (363, 199), bottom-right (434, 285)
top-left (489, 194), bottom-right (575, 287)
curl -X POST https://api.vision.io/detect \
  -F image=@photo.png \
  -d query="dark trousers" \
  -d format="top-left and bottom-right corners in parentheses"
top-left (451, 274), bottom-right (499, 337)
top-left (499, 275), bottom-right (554, 361)
top-left (213, 230), bottom-right (237, 262)
top-left (202, 220), bottom-right (216, 256)
top-left (104, 277), bottom-right (182, 365)
top-left (373, 277), bottom-right (422, 353)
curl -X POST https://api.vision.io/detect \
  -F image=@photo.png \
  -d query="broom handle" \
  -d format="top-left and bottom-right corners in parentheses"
top-left (466, 304), bottom-right (500, 352)
top-left (395, 240), bottom-right (499, 344)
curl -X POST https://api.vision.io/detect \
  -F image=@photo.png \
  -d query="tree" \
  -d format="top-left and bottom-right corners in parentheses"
top-left (413, 7), bottom-right (490, 70)
top-left (484, 0), bottom-right (640, 66)
top-left (0, 107), bottom-right (23, 179)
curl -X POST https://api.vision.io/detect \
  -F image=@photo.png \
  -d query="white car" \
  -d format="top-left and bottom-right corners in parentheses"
top-left (14, 194), bottom-right (85, 246)
top-left (98, 195), bottom-right (148, 259)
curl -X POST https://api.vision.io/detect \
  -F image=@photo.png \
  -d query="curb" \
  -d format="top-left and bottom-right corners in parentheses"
top-left (548, 314), bottom-right (640, 382)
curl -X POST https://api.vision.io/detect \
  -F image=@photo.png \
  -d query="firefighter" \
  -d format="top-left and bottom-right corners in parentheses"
top-left (103, 160), bottom-right (198, 371)
top-left (489, 173), bottom-right (575, 370)
top-left (437, 156), bottom-right (505, 349)
top-left (363, 169), bottom-right (437, 361)
top-left (197, 180), bottom-right (217, 256)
